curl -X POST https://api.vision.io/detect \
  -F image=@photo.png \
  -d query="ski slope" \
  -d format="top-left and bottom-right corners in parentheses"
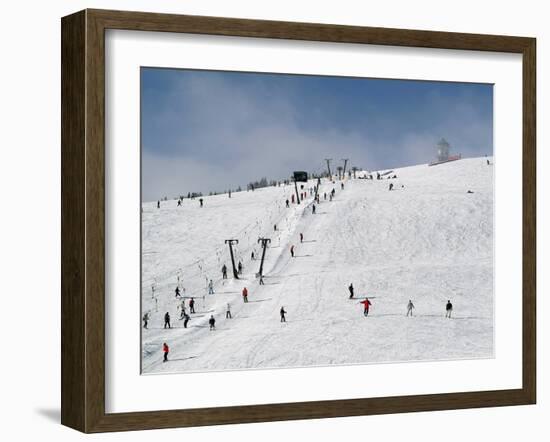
top-left (141, 157), bottom-right (494, 374)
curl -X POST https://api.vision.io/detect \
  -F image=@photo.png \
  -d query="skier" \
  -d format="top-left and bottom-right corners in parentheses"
top-left (290, 245), bottom-right (295, 258)
top-left (238, 261), bottom-right (243, 275)
top-left (199, 198), bottom-right (204, 207)
top-left (175, 286), bottom-right (181, 298)
top-left (291, 194), bottom-right (295, 204)
top-left (300, 233), bottom-right (304, 243)
top-left (189, 297), bottom-right (195, 314)
top-left (208, 279), bottom-right (214, 294)
top-left (209, 315), bottom-right (216, 331)
top-left (259, 274), bottom-right (265, 285)
top-left (274, 224), bottom-right (277, 231)
top-left (251, 251), bottom-right (255, 260)
top-left (164, 311), bottom-right (171, 329)
top-left (177, 199), bottom-right (182, 207)
top-left (360, 298), bottom-right (372, 317)
top-left (157, 200), bottom-right (160, 209)
top-left (226, 303), bottom-right (232, 319)
top-left (242, 287), bottom-right (249, 303)
top-left (286, 199), bottom-right (290, 208)
top-left (183, 313), bottom-right (190, 328)
top-left (142, 312), bottom-right (149, 329)
top-left (179, 301), bottom-right (187, 319)
top-left (406, 300), bottom-right (415, 316)
top-left (341, 182), bottom-right (344, 190)
top-left (312, 204), bottom-right (316, 214)
top-left (348, 283), bottom-right (354, 299)
top-left (222, 264), bottom-right (228, 279)
top-left (445, 300), bottom-right (453, 318)
top-left (280, 306), bottom-right (287, 322)
top-left (389, 183), bottom-right (394, 191)
top-left (162, 343), bottom-right (169, 363)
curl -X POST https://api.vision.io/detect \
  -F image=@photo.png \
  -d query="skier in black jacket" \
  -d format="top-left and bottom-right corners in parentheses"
top-left (142, 312), bottom-right (149, 329)
top-left (209, 315), bottom-right (216, 331)
top-left (280, 307), bottom-right (287, 322)
top-left (445, 300), bottom-right (453, 318)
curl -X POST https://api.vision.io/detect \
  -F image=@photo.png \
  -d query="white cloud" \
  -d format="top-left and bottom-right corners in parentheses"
top-left (142, 72), bottom-right (492, 201)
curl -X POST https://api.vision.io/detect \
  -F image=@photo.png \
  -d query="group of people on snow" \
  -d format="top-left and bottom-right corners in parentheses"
top-left (152, 275), bottom-right (292, 362)
top-left (348, 282), bottom-right (454, 318)
top-left (219, 261), bottom-right (244, 279)
top-left (151, 174), bottom-right (466, 368)
top-left (143, 294), bottom-right (198, 330)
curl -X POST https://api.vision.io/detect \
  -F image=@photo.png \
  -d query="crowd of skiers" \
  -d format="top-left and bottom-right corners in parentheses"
top-left (150, 175), bottom-right (346, 363)
top-left (153, 163), bottom-right (416, 215)
top-left (147, 173), bottom-right (460, 365)
top-left (154, 278), bottom-right (456, 363)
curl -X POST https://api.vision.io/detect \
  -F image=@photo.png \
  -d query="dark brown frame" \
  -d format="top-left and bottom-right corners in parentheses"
top-left (61, 9), bottom-right (536, 433)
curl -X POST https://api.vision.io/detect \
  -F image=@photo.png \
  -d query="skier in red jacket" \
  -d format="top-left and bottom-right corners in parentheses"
top-left (360, 298), bottom-right (372, 316)
top-left (162, 343), bottom-right (169, 363)
top-left (242, 287), bottom-right (249, 303)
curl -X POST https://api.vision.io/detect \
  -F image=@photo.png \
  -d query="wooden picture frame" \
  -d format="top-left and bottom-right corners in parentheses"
top-left (61, 9), bottom-right (536, 433)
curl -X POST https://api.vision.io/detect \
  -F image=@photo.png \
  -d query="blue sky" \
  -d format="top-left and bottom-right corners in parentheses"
top-left (141, 68), bottom-right (493, 201)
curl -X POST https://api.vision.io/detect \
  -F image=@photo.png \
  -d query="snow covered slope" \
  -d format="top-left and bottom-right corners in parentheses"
top-left (141, 157), bottom-right (493, 374)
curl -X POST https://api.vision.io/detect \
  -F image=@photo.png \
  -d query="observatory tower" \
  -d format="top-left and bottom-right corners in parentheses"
top-left (429, 138), bottom-right (462, 166)
top-left (437, 138), bottom-right (450, 162)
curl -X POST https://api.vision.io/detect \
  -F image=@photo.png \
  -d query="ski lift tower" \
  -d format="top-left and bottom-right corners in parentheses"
top-left (437, 138), bottom-right (450, 162)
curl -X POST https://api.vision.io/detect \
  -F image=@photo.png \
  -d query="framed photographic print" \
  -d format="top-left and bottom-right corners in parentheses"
top-left (61, 9), bottom-right (536, 433)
